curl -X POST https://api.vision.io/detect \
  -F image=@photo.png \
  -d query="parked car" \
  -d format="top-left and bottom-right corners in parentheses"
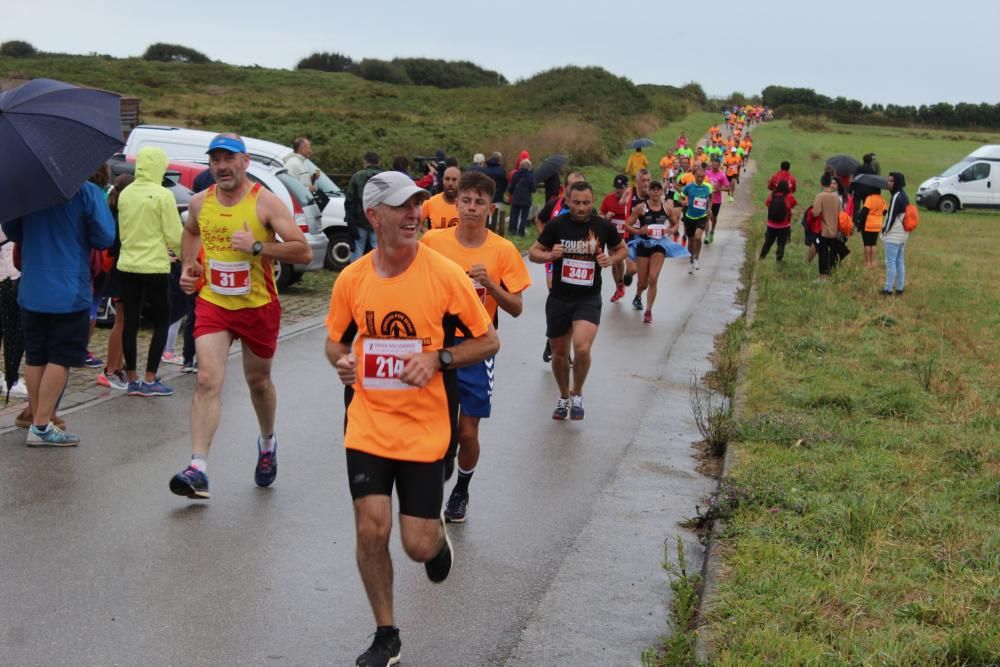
top-left (124, 125), bottom-right (352, 269)
top-left (106, 154), bottom-right (194, 220)
top-left (110, 153), bottom-right (327, 289)
top-left (916, 145), bottom-right (1000, 213)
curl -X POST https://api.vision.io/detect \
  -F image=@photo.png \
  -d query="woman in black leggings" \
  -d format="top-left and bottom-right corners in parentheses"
top-left (114, 148), bottom-right (183, 397)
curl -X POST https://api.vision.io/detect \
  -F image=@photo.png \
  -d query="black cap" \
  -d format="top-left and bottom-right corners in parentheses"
top-left (613, 174), bottom-right (628, 188)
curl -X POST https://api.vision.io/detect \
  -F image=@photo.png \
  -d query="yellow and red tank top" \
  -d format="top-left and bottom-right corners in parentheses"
top-left (197, 183), bottom-right (277, 310)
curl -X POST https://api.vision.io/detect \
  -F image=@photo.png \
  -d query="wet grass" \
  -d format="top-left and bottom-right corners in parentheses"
top-left (701, 121), bottom-right (1000, 663)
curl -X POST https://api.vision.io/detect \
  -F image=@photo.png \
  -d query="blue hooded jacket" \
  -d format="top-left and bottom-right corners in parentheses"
top-left (1, 181), bottom-right (115, 313)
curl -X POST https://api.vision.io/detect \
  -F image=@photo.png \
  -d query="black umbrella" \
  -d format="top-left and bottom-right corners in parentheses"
top-left (0, 78), bottom-right (122, 224)
top-left (532, 154), bottom-right (569, 184)
top-left (0, 260), bottom-right (24, 403)
top-left (852, 173), bottom-right (889, 190)
top-left (629, 138), bottom-right (655, 149)
top-left (825, 154), bottom-right (859, 178)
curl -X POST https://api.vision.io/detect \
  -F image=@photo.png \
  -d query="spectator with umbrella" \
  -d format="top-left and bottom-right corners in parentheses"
top-left (0, 78), bottom-right (120, 446)
top-left (626, 139), bottom-right (653, 183)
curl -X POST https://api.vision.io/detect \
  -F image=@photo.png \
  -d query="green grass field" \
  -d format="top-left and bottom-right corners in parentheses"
top-left (701, 121), bottom-right (999, 664)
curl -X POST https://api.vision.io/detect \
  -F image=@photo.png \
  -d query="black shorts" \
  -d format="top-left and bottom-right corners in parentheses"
top-left (862, 231), bottom-right (879, 247)
top-left (729, 173), bottom-right (740, 184)
top-left (345, 448), bottom-right (444, 519)
top-left (710, 202), bottom-right (722, 218)
top-left (21, 308), bottom-right (89, 368)
top-left (545, 293), bottom-right (601, 338)
top-left (683, 216), bottom-right (708, 239)
top-left (635, 243), bottom-right (666, 258)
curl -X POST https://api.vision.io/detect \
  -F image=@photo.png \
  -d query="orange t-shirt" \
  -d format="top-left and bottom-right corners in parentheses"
top-left (325, 246), bottom-right (492, 462)
top-left (724, 154), bottom-right (741, 177)
top-left (420, 228), bottom-right (532, 322)
top-left (421, 193), bottom-right (459, 229)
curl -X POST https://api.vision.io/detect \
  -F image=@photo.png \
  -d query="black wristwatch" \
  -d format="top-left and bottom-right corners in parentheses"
top-left (438, 348), bottom-right (453, 371)
top-left (252, 241), bottom-right (263, 256)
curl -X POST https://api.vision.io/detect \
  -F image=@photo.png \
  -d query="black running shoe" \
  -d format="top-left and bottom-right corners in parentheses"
top-left (632, 295), bottom-right (643, 311)
top-left (425, 518), bottom-right (454, 583)
top-left (444, 489), bottom-right (469, 523)
top-left (356, 627), bottom-right (401, 667)
top-left (542, 340), bottom-right (552, 363)
top-left (552, 396), bottom-right (570, 420)
top-left (254, 437), bottom-right (277, 488)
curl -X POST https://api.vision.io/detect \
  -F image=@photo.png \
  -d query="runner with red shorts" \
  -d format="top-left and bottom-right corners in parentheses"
top-left (169, 133), bottom-right (312, 499)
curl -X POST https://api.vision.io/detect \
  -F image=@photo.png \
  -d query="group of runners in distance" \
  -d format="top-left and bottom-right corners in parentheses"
top-left (149, 111), bottom-right (761, 666)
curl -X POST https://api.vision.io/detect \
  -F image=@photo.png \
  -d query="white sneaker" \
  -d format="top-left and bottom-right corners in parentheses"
top-left (694, 259), bottom-right (701, 271)
top-left (8, 379), bottom-right (28, 398)
top-left (688, 261), bottom-right (694, 275)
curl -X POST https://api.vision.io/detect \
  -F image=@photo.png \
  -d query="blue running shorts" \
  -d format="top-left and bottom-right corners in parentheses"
top-left (457, 355), bottom-right (494, 418)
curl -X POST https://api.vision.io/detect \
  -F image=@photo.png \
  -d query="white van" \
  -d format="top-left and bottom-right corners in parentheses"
top-left (125, 125), bottom-right (352, 270)
top-left (916, 145), bottom-right (1000, 213)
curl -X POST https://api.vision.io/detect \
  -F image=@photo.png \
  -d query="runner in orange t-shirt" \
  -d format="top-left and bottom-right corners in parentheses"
top-left (325, 171), bottom-right (499, 666)
top-left (421, 166), bottom-right (461, 229)
top-left (421, 171), bottom-right (531, 523)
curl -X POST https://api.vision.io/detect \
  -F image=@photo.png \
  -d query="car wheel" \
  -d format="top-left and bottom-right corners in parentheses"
top-left (938, 196), bottom-right (959, 214)
top-left (274, 261), bottom-right (295, 291)
top-left (325, 228), bottom-right (353, 271)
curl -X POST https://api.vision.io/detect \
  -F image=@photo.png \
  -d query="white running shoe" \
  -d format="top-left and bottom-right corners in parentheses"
top-left (8, 379), bottom-right (29, 398)
top-left (695, 259), bottom-right (701, 271)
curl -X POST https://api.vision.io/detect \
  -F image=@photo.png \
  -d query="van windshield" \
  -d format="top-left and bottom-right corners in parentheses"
top-left (306, 160), bottom-right (343, 196)
top-left (940, 159), bottom-right (974, 178)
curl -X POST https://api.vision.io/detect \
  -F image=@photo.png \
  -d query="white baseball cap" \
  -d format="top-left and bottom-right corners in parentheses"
top-left (363, 171), bottom-right (429, 210)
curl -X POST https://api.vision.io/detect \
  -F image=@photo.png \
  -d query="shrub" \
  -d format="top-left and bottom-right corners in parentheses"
top-left (790, 115), bottom-right (831, 132)
top-left (356, 58), bottom-right (411, 85)
top-left (514, 66), bottom-right (650, 120)
top-left (296, 51), bottom-right (356, 73)
top-left (393, 58), bottom-right (506, 88)
top-left (142, 43), bottom-right (210, 64)
top-left (0, 40), bottom-right (37, 58)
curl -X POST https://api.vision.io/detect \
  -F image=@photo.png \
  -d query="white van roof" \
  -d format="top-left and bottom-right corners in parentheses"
top-left (967, 145), bottom-right (1000, 161)
top-left (126, 125), bottom-right (294, 168)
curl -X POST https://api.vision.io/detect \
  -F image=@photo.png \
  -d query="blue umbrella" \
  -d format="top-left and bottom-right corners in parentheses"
top-left (629, 138), bottom-right (655, 149)
top-left (0, 78), bottom-right (122, 224)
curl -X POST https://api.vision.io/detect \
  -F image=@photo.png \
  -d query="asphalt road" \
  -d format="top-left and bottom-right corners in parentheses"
top-left (0, 191), bottom-right (749, 666)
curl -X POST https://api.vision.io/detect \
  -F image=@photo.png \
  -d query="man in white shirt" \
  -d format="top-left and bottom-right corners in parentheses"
top-left (285, 136), bottom-right (319, 192)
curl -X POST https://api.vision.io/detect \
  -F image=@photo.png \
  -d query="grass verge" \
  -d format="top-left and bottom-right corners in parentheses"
top-left (701, 121), bottom-right (1000, 663)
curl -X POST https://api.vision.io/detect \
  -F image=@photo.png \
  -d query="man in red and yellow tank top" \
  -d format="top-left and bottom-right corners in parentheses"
top-left (169, 133), bottom-right (312, 500)
top-left (326, 171), bottom-right (499, 664)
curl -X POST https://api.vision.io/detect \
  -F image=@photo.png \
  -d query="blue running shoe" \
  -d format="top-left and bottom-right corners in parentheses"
top-left (169, 465), bottom-right (210, 499)
top-left (255, 436), bottom-right (277, 488)
top-left (83, 352), bottom-right (104, 368)
top-left (26, 423), bottom-right (80, 447)
top-left (138, 379), bottom-right (174, 397)
top-left (127, 381), bottom-right (143, 396)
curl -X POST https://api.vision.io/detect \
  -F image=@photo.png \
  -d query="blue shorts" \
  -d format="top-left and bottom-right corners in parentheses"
top-left (457, 356), bottom-right (494, 418)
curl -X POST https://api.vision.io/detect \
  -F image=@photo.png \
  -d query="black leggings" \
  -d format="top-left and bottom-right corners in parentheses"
top-left (760, 227), bottom-right (791, 260)
top-left (120, 271), bottom-right (171, 375)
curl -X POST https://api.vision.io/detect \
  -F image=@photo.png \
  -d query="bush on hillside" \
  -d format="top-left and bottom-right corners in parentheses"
top-left (356, 58), bottom-right (412, 85)
top-left (679, 81), bottom-right (707, 107)
top-left (485, 118), bottom-right (608, 170)
top-left (297, 51), bottom-right (356, 73)
top-left (789, 115), bottom-right (830, 132)
top-left (638, 84), bottom-right (691, 122)
top-left (515, 66), bottom-right (650, 119)
top-left (1, 40), bottom-right (37, 57)
top-left (392, 58), bottom-right (507, 88)
top-left (143, 43), bottom-right (210, 64)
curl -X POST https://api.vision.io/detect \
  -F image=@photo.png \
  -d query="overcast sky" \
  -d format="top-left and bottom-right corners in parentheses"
top-left (5, 0), bottom-right (997, 106)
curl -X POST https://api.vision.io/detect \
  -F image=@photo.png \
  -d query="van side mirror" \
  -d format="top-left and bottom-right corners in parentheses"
top-left (958, 172), bottom-right (968, 182)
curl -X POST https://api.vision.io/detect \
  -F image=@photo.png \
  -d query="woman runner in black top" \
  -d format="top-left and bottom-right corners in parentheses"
top-left (625, 181), bottom-right (676, 323)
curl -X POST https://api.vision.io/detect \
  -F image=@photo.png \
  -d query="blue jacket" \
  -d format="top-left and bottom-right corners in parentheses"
top-left (481, 159), bottom-right (508, 204)
top-left (508, 167), bottom-right (535, 207)
top-left (1, 181), bottom-right (115, 313)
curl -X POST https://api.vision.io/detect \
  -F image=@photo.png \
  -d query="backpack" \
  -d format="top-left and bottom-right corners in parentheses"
top-left (803, 206), bottom-right (822, 235)
top-left (767, 193), bottom-right (788, 222)
top-left (838, 211), bottom-right (854, 236)
top-left (902, 204), bottom-right (919, 232)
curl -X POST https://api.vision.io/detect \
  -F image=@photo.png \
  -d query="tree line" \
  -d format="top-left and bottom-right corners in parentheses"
top-left (296, 52), bottom-right (507, 88)
top-left (763, 85), bottom-right (1000, 130)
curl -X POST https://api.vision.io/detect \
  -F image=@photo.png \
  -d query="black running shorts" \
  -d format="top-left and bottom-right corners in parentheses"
top-left (346, 448), bottom-right (444, 519)
top-left (21, 308), bottom-right (89, 368)
top-left (683, 216), bottom-right (708, 239)
top-left (710, 202), bottom-right (722, 219)
top-left (861, 231), bottom-right (879, 247)
top-left (545, 293), bottom-right (601, 339)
